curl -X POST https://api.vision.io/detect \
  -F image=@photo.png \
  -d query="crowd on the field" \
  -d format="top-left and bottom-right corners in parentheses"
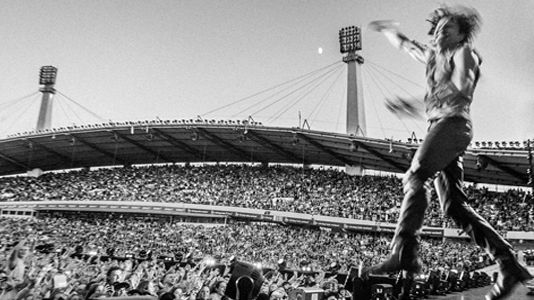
top-left (0, 215), bottom-right (490, 300)
top-left (0, 164), bottom-right (532, 231)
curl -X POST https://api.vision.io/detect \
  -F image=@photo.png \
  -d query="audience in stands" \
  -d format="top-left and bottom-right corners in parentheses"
top-left (1, 165), bottom-right (532, 231)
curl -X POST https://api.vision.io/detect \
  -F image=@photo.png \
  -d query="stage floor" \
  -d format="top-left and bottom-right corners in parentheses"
top-left (427, 284), bottom-right (533, 300)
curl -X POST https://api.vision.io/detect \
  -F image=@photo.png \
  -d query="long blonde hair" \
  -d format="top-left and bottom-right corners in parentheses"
top-left (427, 5), bottom-right (482, 44)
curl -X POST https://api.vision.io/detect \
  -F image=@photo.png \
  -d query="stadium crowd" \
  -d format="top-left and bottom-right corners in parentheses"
top-left (0, 215), bottom-right (490, 300)
top-left (1, 164), bottom-right (533, 231)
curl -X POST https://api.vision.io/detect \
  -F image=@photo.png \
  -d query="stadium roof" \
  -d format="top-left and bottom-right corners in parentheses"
top-left (0, 121), bottom-right (531, 187)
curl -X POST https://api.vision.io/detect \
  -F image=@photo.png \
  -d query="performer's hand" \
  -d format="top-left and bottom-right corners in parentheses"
top-left (385, 96), bottom-right (424, 119)
top-left (368, 20), bottom-right (400, 32)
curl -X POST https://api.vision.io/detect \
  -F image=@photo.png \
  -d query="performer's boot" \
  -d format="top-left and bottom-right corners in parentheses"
top-left (365, 236), bottom-right (422, 275)
top-left (485, 255), bottom-right (533, 300)
top-left (398, 271), bottom-right (415, 300)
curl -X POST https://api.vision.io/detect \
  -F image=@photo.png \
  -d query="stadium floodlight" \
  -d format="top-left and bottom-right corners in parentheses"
top-left (39, 66), bottom-right (58, 85)
top-left (528, 140), bottom-right (533, 186)
top-left (339, 26), bottom-right (361, 53)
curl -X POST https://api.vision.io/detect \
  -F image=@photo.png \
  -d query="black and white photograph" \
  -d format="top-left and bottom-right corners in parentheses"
top-left (1, 1), bottom-right (534, 299)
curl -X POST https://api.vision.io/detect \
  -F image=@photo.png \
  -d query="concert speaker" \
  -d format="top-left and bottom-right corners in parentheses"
top-left (409, 280), bottom-right (428, 298)
top-left (353, 274), bottom-right (398, 300)
top-left (236, 276), bottom-right (254, 300)
top-left (437, 278), bottom-right (450, 294)
top-left (288, 287), bottom-right (324, 300)
top-left (99, 297), bottom-right (156, 300)
top-left (370, 283), bottom-right (393, 300)
top-left (225, 261), bottom-right (264, 300)
top-left (445, 270), bottom-right (461, 292)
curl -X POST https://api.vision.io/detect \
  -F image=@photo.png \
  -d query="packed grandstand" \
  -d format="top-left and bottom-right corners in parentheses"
top-left (1, 163), bottom-right (533, 299)
top-left (1, 164), bottom-right (533, 231)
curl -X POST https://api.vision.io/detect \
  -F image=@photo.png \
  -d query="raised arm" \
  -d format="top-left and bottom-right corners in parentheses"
top-left (368, 20), bottom-right (428, 64)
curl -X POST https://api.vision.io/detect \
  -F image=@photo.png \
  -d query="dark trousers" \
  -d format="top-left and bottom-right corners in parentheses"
top-left (394, 116), bottom-right (514, 259)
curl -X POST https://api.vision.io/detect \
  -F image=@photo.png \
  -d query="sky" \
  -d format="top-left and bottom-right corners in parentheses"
top-left (0, 0), bottom-right (533, 142)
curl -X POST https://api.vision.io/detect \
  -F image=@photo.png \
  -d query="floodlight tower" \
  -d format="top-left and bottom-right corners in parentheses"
top-left (528, 140), bottom-right (533, 191)
top-left (36, 66), bottom-right (58, 131)
top-left (339, 26), bottom-right (365, 137)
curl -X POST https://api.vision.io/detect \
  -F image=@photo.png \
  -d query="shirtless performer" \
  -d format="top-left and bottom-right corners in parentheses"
top-left (367, 5), bottom-right (532, 300)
